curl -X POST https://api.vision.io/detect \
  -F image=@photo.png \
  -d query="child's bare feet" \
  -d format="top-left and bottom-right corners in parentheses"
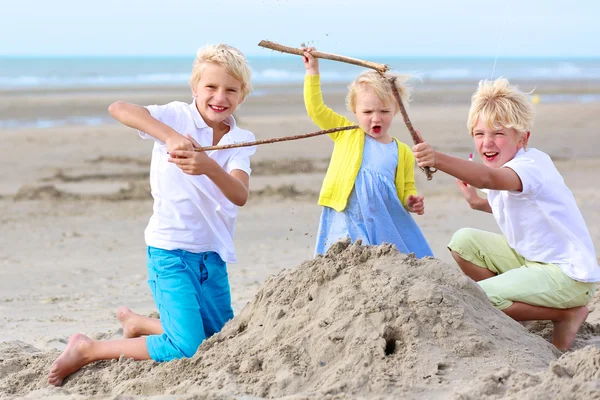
top-left (117, 306), bottom-right (141, 339)
top-left (48, 334), bottom-right (92, 386)
top-left (552, 306), bottom-right (588, 351)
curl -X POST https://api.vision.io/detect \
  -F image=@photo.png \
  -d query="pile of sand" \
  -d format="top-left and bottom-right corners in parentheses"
top-left (2, 240), bottom-right (598, 399)
top-left (454, 345), bottom-right (600, 399)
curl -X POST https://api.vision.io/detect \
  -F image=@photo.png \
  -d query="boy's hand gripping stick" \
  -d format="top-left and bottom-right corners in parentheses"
top-left (388, 76), bottom-right (437, 181)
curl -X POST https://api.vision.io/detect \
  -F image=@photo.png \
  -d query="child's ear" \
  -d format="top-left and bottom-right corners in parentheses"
top-left (519, 131), bottom-right (531, 148)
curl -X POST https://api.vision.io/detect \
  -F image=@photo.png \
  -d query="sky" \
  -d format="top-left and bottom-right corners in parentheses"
top-left (1, 0), bottom-right (599, 57)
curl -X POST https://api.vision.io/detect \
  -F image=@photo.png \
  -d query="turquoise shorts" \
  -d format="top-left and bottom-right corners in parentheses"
top-left (145, 246), bottom-right (234, 362)
top-left (448, 228), bottom-right (596, 311)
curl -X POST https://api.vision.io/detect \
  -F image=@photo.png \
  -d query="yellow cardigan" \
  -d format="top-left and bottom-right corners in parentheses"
top-left (304, 74), bottom-right (417, 212)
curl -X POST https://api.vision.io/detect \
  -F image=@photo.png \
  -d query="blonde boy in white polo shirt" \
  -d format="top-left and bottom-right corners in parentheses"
top-left (412, 77), bottom-right (600, 351)
top-left (49, 44), bottom-right (256, 386)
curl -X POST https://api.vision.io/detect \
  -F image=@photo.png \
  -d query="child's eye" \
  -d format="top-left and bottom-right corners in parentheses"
top-left (227, 89), bottom-right (238, 93)
top-left (363, 111), bottom-right (372, 114)
top-left (495, 132), bottom-right (505, 136)
top-left (206, 85), bottom-right (216, 89)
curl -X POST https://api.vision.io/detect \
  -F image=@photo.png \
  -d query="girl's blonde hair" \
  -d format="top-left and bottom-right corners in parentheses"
top-left (467, 78), bottom-right (534, 138)
top-left (346, 71), bottom-right (411, 113)
top-left (189, 44), bottom-right (252, 99)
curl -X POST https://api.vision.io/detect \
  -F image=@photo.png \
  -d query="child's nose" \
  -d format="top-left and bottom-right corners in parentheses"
top-left (214, 89), bottom-right (227, 102)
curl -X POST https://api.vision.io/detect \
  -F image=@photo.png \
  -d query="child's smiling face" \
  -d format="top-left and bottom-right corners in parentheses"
top-left (472, 116), bottom-right (529, 168)
top-left (354, 87), bottom-right (395, 144)
top-left (192, 63), bottom-right (244, 129)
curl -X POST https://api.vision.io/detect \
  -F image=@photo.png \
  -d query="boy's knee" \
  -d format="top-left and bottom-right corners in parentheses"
top-left (478, 281), bottom-right (512, 311)
top-left (148, 330), bottom-right (205, 361)
top-left (174, 331), bottom-right (205, 358)
top-left (449, 228), bottom-right (479, 250)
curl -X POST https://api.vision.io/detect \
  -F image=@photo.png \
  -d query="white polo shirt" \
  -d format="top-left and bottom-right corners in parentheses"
top-left (139, 100), bottom-right (256, 263)
top-left (488, 148), bottom-right (600, 282)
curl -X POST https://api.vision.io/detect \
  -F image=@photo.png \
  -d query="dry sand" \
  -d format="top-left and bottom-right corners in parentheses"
top-left (1, 81), bottom-right (600, 399)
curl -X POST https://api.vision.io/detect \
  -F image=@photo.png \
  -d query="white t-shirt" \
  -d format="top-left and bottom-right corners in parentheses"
top-left (487, 148), bottom-right (600, 282)
top-left (138, 100), bottom-right (256, 263)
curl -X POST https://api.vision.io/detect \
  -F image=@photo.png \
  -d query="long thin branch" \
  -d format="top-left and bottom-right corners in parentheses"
top-left (388, 76), bottom-right (437, 181)
top-left (258, 40), bottom-right (389, 73)
top-left (193, 125), bottom-right (358, 152)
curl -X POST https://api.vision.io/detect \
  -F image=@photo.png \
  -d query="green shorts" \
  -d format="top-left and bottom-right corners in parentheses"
top-left (448, 228), bottom-right (596, 311)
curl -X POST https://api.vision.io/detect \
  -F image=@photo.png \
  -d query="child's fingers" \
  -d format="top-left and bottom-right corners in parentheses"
top-left (412, 201), bottom-right (424, 215)
top-left (412, 142), bottom-right (429, 153)
top-left (417, 159), bottom-right (434, 168)
top-left (169, 157), bottom-right (188, 165)
top-left (185, 134), bottom-right (202, 149)
top-left (414, 129), bottom-right (424, 143)
top-left (455, 178), bottom-right (469, 188)
top-left (168, 150), bottom-right (193, 160)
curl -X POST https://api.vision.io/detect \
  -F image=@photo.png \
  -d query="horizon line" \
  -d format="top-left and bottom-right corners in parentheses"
top-left (1, 53), bottom-right (599, 60)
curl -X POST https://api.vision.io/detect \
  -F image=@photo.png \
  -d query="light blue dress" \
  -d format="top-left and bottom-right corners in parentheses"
top-left (315, 135), bottom-right (433, 258)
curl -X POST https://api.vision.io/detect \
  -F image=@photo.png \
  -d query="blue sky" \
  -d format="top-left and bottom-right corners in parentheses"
top-left (1, 0), bottom-right (599, 57)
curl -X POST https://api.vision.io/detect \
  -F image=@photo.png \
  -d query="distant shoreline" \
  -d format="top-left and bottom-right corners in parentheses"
top-left (1, 80), bottom-right (599, 130)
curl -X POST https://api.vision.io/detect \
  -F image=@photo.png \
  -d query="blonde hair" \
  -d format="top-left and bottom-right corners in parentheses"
top-left (346, 71), bottom-right (411, 113)
top-left (189, 44), bottom-right (252, 99)
top-left (467, 77), bottom-right (534, 138)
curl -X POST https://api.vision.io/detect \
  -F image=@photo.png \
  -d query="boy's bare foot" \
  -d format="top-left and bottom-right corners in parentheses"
top-left (117, 306), bottom-right (141, 339)
top-left (552, 306), bottom-right (588, 351)
top-left (48, 334), bottom-right (92, 386)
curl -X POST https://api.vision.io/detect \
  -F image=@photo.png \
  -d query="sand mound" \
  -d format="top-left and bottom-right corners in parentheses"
top-left (0, 240), bottom-right (568, 399)
top-left (526, 320), bottom-right (600, 351)
top-left (454, 345), bottom-right (600, 399)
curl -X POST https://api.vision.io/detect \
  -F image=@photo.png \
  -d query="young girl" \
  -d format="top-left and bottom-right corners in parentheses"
top-left (48, 44), bottom-right (256, 386)
top-left (302, 48), bottom-right (433, 258)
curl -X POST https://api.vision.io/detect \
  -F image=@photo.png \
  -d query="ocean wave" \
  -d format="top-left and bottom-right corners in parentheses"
top-left (0, 73), bottom-right (190, 88)
top-left (1, 61), bottom-right (600, 90)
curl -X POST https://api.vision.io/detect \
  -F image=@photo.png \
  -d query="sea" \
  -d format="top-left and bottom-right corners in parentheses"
top-left (1, 55), bottom-right (599, 129)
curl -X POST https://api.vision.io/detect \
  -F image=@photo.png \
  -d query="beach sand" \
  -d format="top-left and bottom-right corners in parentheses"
top-left (1, 81), bottom-right (599, 398)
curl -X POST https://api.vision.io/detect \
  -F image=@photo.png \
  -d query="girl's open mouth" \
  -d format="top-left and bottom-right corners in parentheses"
top-left (372, 126), bottom-right (382, 133)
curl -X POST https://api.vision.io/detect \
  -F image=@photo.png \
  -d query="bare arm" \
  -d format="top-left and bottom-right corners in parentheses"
top-left (413, 142), bottom-right (523, 192)
top-left (206, 168), bottom-right (250, 207)
top-left (168, 135), bottom-right (251, 207)
top-left (432, 151), bottom-right (522, 191)
top-left (108, 101), bottom-right (192, 151)
top-left (456, 179), bottom-right (493, 213)
top-left (472, 196), bottom-right (493, 213)
top-left (169, 151), bottom-right (250, 206)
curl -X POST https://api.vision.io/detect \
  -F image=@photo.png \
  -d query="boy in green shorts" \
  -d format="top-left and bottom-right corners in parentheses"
top-left (412, 77), bottom-right (599, 351)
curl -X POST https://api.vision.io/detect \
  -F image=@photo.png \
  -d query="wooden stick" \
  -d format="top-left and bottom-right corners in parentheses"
top-left (388, 76), bottom-right (436, 181)
top-left (193, 125), bottom-right (358, 152)
top-left (258, 40), bottom-right (389, 73)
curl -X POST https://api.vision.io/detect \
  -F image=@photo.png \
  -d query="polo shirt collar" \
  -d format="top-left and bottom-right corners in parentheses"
top-left (189, 100), bottom-right (238, 131)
